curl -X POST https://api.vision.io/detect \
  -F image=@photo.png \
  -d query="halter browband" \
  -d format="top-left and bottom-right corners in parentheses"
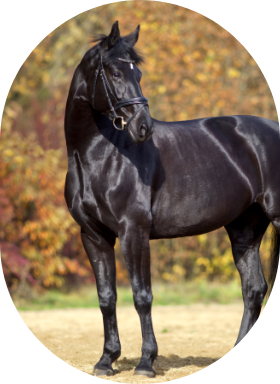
top-left (91, 49), bottom-right (148, 131)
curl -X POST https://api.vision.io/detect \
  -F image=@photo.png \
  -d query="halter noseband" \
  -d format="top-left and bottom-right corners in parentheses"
top-left (91, 50), bottom-right (148, 131)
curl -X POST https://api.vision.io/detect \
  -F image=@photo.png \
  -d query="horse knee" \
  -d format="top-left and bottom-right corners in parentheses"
top-left (99, 290), bottom-right (117, 316)
top-left (245, 282), bottom-right (267, 308)
top-left (134, 290), bottom-right (153, 315)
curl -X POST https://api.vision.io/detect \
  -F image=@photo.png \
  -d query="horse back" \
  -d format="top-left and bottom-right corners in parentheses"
top-left (150, 115), bottom-right (279, 238)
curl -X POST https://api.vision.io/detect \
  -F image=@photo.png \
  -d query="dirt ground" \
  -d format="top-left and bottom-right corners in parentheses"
top-left (19, 304), bottom-right (243, 383)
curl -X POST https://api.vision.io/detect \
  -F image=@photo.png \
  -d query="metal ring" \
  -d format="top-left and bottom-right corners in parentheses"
top-left (113, 116), bottom-right (127, 131)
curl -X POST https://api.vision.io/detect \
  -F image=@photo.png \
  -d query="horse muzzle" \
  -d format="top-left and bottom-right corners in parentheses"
top-left (128, 121), bottom-right (154, 143)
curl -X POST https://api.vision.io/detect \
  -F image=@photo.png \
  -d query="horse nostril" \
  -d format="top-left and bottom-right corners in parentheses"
top-left (139, 124), bottom-right (147, 138)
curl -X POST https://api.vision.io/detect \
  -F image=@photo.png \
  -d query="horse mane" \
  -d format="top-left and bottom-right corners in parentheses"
top-left (92, 33), bottom-right (144, 65)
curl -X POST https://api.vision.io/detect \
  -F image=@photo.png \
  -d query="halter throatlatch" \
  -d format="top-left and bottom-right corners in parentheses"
top-left (91, 49), bottom-right (148, 131)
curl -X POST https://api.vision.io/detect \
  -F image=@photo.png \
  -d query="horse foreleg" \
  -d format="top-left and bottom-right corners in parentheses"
top-left (119, 225), bottom-right (158, 377)
top-left (225, 204), bottom-right (270, 345)
top-left (81, 230), bottom-right (121, 376)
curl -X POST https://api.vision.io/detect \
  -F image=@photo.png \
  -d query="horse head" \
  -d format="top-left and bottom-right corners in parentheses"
top-left (88, 21), bottom-right (153, 143)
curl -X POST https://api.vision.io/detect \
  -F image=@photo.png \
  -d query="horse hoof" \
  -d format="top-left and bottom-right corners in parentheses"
top-left (93, 368), bottom-right (115, 377)
top-left (134, 369), bottom-right (156, 378)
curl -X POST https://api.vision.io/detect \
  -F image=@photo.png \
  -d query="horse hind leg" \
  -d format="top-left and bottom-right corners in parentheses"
top-left (262, 215), bottom-right (280, 297)
top-left (259, 191), bottom-right (280, 296)
top-left (225, 203), bottom-right (270, 345)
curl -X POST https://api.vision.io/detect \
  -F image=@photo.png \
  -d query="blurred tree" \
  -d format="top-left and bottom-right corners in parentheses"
top-left (0, 110), bottom-right (92, 295)
top-left (1, 2), bottom-right (277, 294)
top-left (7, 2), bottom-right (277, 151)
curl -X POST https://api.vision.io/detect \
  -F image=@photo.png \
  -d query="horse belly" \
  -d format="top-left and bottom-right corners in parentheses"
top-left (150, 168), bottom-right (257, 239)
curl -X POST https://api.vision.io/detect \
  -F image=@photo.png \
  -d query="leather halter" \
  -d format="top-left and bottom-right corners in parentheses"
top-left (91, 49), bottom-right (148, 131)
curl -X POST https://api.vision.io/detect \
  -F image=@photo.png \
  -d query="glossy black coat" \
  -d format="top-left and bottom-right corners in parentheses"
top-left (64, 22), bottom-right (280, 377)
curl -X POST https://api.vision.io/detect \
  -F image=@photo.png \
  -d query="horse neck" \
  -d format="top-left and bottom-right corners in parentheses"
top-left (65, 65), bottom-right (102, 155)
top-left (65, 62), bottom-right (128, 160)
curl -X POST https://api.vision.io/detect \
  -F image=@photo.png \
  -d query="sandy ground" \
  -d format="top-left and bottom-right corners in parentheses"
top-left (19, 304), bottom-right (243, 383)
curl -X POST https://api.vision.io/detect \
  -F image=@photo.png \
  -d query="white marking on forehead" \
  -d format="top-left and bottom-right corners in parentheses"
top-left (118, 58), bottom-right (135, 70)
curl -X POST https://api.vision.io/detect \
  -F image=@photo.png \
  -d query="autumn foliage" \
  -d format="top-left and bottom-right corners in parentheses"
top-left (0, 2), bottom-right (277, 296)
top-left (1, 112), bottom-right (92, 295)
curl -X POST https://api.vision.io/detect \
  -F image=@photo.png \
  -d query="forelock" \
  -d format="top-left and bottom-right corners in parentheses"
top-left (91, 34), bottom-right (144, 65)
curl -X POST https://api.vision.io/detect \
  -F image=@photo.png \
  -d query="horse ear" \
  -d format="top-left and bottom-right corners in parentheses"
top-left (107, 21), bottom-right (120, 49)
top-left (125, 25), bottom-right (140, 47)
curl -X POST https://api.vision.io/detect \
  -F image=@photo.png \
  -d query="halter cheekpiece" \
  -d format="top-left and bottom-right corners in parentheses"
top-left (91, 48), bottom-right (148, 131)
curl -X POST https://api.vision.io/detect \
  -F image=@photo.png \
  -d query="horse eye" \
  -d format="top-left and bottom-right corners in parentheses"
top-left (113, 72), bottom-right (120, 78)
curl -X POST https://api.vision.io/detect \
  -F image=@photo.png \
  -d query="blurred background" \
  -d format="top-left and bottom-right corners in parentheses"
top-left (0, 2), bottom-right (278, 308)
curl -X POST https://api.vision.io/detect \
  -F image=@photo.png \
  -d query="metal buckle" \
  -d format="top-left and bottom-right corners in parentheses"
top-left (113, 116), bottom-right (127, 131)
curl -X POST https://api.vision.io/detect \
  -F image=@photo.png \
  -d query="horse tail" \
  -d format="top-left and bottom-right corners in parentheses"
top-left (267, 225), bottom-right (280, 299)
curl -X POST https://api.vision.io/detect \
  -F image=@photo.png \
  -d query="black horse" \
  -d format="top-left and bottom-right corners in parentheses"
top-left (64, 21), bottom-right (280, 378)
